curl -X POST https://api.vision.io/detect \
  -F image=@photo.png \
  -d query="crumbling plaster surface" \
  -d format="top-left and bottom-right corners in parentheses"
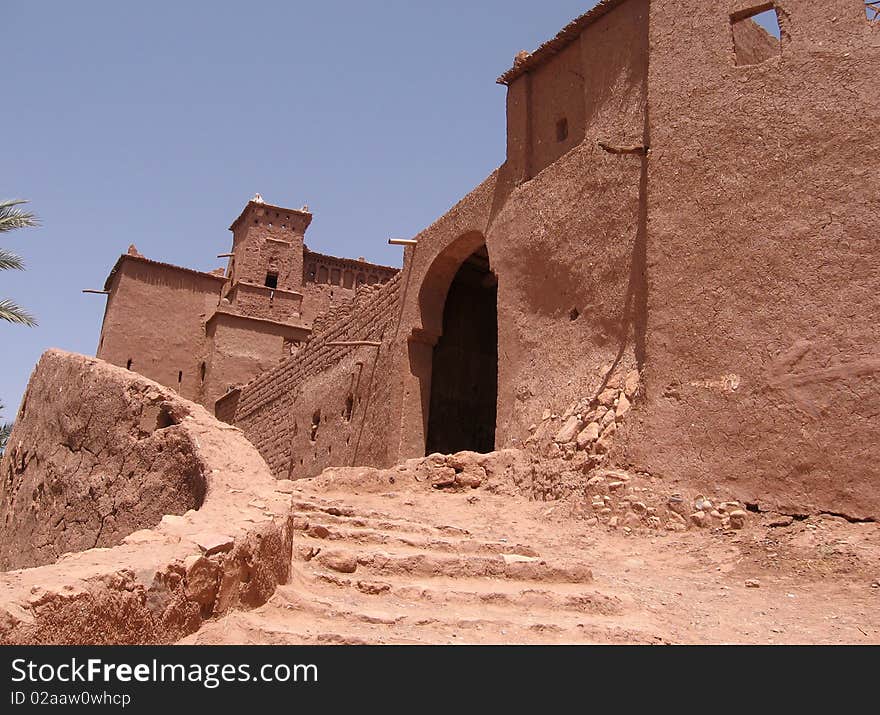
top-left (1, 351), bottom-right (208, 570)
top-left (620, 0), bottom-right (880, 520)
top-left (0, 350), bottom-right (294, 645)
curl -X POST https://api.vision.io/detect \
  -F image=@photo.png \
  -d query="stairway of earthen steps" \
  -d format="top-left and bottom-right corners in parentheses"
top-left (184, 486), bottom-right (669, 644)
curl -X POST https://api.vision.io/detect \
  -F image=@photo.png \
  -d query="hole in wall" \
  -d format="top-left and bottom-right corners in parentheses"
top-left (731, 5), bottom-right (782, 66)
top-left (200, 362), bottom-right (206, 384)
top-left (556, 117), bottom-right (569, 142)
top-left (156, 404), bottom-right (178, 430)
top-left (569, 307), bottom-right (580, 321)
top-left (265, 272), bottom-right (279, 289)
top-left (126, 359), bottom-right (132, 370)
top-left (344, 395), bottom-right (354, 422)
top-left (310, 410), bottom-right (320, 442)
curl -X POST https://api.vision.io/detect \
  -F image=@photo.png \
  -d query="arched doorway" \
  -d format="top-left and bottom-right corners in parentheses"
top-left (424, 244), bottom-right (497, 454)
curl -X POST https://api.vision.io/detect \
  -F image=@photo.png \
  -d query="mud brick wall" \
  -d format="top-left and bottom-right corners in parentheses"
top-left (227, 273), bottom-right (402, 478)
top-left (0, 351), bottom-right (207, 571)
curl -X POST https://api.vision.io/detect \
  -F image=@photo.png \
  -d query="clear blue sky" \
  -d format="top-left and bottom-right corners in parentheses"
top-left (2, 1), bottom-right (778, 418)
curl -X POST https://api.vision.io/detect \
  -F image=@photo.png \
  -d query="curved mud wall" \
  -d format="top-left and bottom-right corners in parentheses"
top-left (0, 350), bottom-right (207, 570)
top-left (0, 350), bottom-right (293, 645)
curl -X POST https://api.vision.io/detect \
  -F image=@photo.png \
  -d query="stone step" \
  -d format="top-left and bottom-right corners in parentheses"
top-left (182, 610), bottom-right (424, 645)
top-left (294, 520), bottom-right (540, 558)
top-left (291, 501), bottom-right (472, 539)
top-left (297, 545), bottom-right (592, 583)
top-left (278, 569), bottom-right (626, 617)
top-left (271, 583), bottom-right (626, 635)
top-left (188, 599), bottom-right (657, 645)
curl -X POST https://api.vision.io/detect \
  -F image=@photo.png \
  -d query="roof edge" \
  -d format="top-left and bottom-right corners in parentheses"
top-left (228, 200), bottom-right (313, 232)
top-left (104, 253), bottom-right (226, 291)
top-left (303, 247), bottom-right (400, 275)
top-left (496, 0), bottom-right (629, 85)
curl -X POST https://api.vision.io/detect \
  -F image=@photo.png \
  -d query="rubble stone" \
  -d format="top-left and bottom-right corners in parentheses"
top-left (576, 422), bottom-right (601, 449)
top-left (554, 416), bottom-right (583, 444)
top-left (317, 551), bottom-right (358, 574)
top-left (623, 370), bottom-right (640, 399)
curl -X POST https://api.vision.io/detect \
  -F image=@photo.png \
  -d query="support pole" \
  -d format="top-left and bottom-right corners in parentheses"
top-left (597, 140), bottom-right (648, 156)
top-left (82, 289), bottom-right (110, 295)
top-left (388, 238), bottom-right (417, 246)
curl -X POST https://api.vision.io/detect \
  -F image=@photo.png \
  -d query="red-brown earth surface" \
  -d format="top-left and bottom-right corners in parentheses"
top-left (183, 462), bottom-right (880, 645)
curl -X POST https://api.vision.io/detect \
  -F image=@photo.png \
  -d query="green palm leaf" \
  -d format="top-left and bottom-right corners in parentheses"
top-left (0, 199), bottom-right (39, 233)
top-left (0, 298), bottom-right (36, 326)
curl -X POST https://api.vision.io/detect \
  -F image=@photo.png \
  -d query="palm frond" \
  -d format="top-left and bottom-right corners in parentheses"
top-left (0, 399), bottom-right (9, 455)
top-left (0, 199), bottom-right (39, 233)
top-left (0, 298), bottom-right (37, 326)
top-left (0, 422), bottom-right (11, 455)
top-left (0, 247), bottom-right (25, 271)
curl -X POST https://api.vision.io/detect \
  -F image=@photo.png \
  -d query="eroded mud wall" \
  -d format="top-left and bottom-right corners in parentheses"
top-left (0, 350), bottom-right (207, 570)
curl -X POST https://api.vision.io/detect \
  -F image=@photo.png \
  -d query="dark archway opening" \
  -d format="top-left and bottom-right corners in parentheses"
top-left (425, 245), bottom-right (497, 455)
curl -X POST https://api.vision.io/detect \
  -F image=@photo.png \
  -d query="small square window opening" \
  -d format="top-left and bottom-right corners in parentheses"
top-left (731, 5), bottom-right (782, 67)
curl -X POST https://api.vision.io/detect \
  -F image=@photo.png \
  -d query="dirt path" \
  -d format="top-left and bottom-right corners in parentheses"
top-left (183, 479), bottom-right (880, 645)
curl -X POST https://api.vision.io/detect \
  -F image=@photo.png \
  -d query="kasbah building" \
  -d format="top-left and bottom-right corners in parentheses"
top-left (1, 0), bottom-right (878, 645)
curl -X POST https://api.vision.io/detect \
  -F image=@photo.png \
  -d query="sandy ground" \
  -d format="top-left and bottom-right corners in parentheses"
top-left (183, 480), bottom-right (880, 645)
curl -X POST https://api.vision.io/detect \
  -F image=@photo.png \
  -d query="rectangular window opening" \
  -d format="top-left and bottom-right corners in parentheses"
top-left (265, 272), bottom-right (279, 289)
top-left (868, 2), bottom-right (880, 22)
top-left (731, 5), bottom-right (782, 67)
